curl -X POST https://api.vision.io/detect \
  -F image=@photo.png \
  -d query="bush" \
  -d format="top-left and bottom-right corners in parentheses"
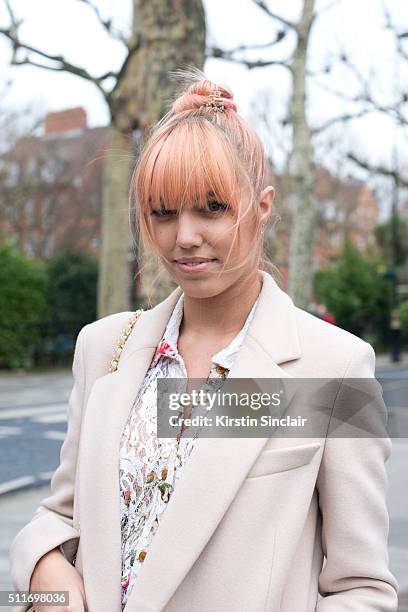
top-left (0, 244), bottom-right (49, 368)
top-left (35, 251), bottom-right (98, 365)
top-left (314, 241), bottom-right (392, 346)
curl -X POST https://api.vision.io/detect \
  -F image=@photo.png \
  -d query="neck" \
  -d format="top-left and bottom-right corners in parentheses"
top-left (179, 269), bottom-right (263, 338)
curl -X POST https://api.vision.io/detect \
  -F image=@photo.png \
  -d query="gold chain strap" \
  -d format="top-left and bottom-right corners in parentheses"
top-left (108, 309), bottom-right (144, 373)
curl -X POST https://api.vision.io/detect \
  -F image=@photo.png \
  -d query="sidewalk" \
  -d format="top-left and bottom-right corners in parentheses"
top-left (376, 351), bottom-right (408, 370)
top-left (0, 485), bottom-right (51, 590)
top-left (400, 597), bottom-right (408, 612)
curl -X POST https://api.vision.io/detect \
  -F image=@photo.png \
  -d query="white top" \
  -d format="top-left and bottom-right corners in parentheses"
top-left (119, 292), bottom-right (259, 608)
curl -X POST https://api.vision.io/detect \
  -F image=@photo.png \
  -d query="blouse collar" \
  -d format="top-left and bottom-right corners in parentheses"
top-left (152, 291), bottom-right (259, 372)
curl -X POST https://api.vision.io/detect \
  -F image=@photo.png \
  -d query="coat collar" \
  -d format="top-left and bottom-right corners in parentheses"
top-left (77, 270), bottom-right (301, 612)
top-left (122, 270), bottom-right (301, 367)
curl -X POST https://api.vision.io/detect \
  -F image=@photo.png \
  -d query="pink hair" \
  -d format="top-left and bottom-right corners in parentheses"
top-left (130, 68), bottom-right (278, 281)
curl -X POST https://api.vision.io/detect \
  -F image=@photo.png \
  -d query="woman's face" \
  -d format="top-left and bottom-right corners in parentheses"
top-left (148, 185), bottom-right (275, 298)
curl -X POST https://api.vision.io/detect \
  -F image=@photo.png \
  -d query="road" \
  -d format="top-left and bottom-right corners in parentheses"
top-left (0, 371), bottom-right (72, 493)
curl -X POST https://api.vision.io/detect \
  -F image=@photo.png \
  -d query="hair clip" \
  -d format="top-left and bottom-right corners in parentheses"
top-left (204, 90), bottom-right (225, 113)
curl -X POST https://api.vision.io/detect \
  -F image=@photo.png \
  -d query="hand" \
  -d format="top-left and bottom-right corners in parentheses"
top-left (29, 547), bottom-right (88, 612)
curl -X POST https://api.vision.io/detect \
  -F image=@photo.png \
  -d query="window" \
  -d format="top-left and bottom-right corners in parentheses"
top-left (25, 198), bottom-right (35, 224)
top-left (40, 159), bottom-right (64, 183)
top-left (5, 161), bottom-right (20, 187)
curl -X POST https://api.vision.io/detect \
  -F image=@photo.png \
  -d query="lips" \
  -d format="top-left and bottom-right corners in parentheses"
top-left (175, 259), bottom-right (217, 273)
top-left (176, 258), bottom-right (215, 264)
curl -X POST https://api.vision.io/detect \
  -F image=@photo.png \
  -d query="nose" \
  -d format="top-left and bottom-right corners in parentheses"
top-left (175, 210), bottom-right (203, 248)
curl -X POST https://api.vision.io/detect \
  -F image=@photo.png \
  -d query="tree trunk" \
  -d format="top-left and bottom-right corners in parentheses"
top-left (287, 0), bottom-right (316, 310)
top-left (97, 127), bottom-right (133, 317)
top-left (97, 0), bottom-right (206, 316)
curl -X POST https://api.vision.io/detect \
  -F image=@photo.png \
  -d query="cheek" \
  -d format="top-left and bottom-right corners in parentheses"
top-left (151, 224), bottom-right (174, 251)
top-left (210, 219), bottom-right (239, 249)
top-left (223, 220), bottom-right (258, 260)
top-left (239, 217), bottom-right (258, 246)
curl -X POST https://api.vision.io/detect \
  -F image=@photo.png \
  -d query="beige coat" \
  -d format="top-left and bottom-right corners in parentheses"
top-left (10, 271), bottom-right (398, 611)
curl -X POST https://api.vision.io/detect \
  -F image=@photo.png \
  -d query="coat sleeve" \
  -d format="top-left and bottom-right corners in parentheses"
top-left (316, 342), bottom-right (399, 611)
top-left (9, 324), bottom-right (89, 594)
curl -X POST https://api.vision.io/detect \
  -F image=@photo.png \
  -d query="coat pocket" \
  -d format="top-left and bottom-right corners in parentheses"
top-left (246, 442), bottom-right (321, 479)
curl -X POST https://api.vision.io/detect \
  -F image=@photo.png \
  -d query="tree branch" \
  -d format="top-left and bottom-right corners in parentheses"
top-left (383, 5), bottom-right (408, 63)
top-left (340, 51), bottom-right (371, 98)
top-left (311, 0), bottom-right (342, 23)
top-left (0, 34), bottom-right (107, 93)
top-left (76, 0), bottom-right (111, 32)
top-left (108, 33), bottom-right (141, 98)
top-left (4, 0), bottom-right (20, 30)
top-left (311, 109), bottom-right (371, 134)
top-left (207, 26), bottom-right (290, 71)
top-left (9, 55), bottom-right (116, 83)
top-left (312, 77), bottom-right (408, 126)
top-left (74, 0), bottom-right (129, 46)
top-left (347, 153), bottom-right (408, 187)
top-left (1, 1), bottom-right (107, 85)
top-left (206, 46), bottom-right (291, 71)
top-left (0, 0), bottom-right (141, 97)
top-left (213, 30), bottom-right (287, 55)
top-left (252, 0), bottom-right (297, 31)
top-left (311, 77), bottom-right (362, 103)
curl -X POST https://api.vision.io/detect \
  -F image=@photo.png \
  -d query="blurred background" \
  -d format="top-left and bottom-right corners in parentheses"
top-left (0, 0), bottom-right (407, 608)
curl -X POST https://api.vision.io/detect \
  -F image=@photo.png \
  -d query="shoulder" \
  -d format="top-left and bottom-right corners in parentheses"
top-left (293, 306), bottom-right (375, 377)
top-left (75, 311), bottom-right (142, 379)
top-left (294, 305), bottom-right (367, 350)
top-left (79, 311), bottom-right (135, 346)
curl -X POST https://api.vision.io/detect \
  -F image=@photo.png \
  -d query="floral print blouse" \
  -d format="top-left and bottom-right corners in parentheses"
top-left (119, 292), bottom-right (259, 608)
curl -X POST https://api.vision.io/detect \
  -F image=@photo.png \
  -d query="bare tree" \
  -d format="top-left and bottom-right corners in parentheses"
top-left (1, 0), bottom-right (206, 315)
top-left (341, 8), bottom-right (408, 187)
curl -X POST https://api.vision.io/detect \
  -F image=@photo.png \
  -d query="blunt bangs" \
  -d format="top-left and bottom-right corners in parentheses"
top-left (136, 119), bottom-right (247, 222)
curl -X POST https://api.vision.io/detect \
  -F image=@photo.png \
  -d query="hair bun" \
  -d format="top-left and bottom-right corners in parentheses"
top-left (171, 79), bottom-right (237, 114)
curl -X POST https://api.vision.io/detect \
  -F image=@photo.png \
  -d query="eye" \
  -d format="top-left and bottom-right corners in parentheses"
top-left (150, 208), bottom-right (177, 218)
top-left (205, 201), bottom-right (230, 214)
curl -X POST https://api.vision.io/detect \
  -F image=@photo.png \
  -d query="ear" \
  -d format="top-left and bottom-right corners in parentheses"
top-left (259, 186), bottom-right (275, 224)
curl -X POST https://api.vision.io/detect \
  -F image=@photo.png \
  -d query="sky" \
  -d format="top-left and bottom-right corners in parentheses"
top-left (0, 0), bottom-right (407, 218)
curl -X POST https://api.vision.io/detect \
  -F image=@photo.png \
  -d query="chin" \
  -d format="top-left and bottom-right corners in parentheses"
top-left (178, 276), bottom-right (232, 300)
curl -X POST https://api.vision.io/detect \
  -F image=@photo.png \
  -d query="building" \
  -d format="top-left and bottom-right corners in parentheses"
top-left (0, 107), bottom-right (106, 258)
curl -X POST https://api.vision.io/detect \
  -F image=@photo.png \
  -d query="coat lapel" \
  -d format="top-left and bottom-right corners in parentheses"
top-left (77, 271), bottom-right (302, 612)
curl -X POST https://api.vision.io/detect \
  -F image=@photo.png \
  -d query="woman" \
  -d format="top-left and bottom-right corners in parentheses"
top-left (10, 71), bottom-right (398, 611)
